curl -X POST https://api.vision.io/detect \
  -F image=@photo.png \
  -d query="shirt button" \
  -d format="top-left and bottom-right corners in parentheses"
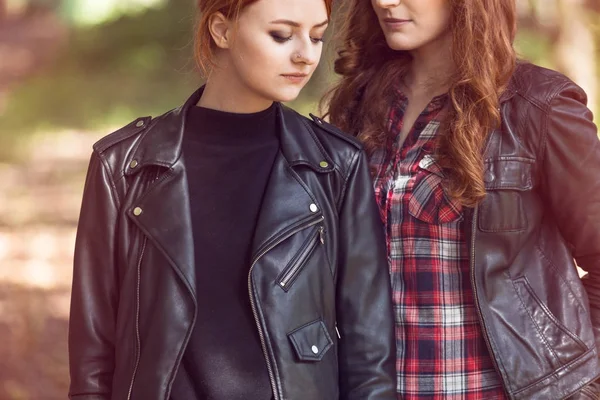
top-left (311, 345), bottom-right (319, 354)
top-left (310, 204), bottom-right (318, 213)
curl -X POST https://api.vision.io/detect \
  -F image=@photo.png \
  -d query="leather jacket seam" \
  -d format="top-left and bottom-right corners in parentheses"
top-left (124, 116), bottom-right (165, 172)
top-left (129, 167), bottom-right (174, 208)
top-left (95, 150), bottom-right (122, 209)
top-left (250, 276), bottom-right (284, 397)
top-left (467, 208), bottom-right (513, 393)
top-left (538, 81), bottom-right (571, 168)
top-left (580, 384), bottom-right (599, 399)
top-left (285, 162), bottom-right (319, 205)
top-left (536, 245), bottom-right (587, 315)
top-left (512, 347), bottom-right (599, 396)
top-left (93, 118), bottom-right (149, 154)
top-left (510, 275), bottom-right (563, 365)
top-left (165, 313), bottom-right (198, 400)
top-left (299, 117), bottom-right (335, 167)
top-left (337, 149), bottom-right (361, 210)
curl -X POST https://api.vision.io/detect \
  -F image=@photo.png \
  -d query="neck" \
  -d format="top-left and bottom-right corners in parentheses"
top-left (197, 60), bottom-right (274, 114)
top-left (404, 34), bottom-right (455, 98)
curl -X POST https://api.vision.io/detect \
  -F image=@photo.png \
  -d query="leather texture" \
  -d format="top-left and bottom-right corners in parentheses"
top-left (68, 89), bottom-right (396, 400)
top-left (466, 62), bottom-right (600, 400)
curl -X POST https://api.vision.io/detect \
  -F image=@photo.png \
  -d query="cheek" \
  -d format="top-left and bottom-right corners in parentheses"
top-left (232, 37), bottom-right (285, 78)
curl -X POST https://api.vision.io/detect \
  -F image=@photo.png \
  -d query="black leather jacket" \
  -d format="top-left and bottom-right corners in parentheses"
top-left (467, 63), bottom-right (600, 399)
top-left (68, 90), bottom-right (396, 400)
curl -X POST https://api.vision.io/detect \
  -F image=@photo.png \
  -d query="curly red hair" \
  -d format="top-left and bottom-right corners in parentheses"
top-left (325, 0), bottom-right (517, 206)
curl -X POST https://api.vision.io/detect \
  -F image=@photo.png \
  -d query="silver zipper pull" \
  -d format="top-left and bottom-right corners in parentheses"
top-left (319, 226), bottom-right (325, 244)
top-left (335, 325), bottom-right (341, 339)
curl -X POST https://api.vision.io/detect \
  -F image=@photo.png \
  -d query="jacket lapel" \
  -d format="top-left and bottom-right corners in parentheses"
top-left (123, 89), bottom-right (335, 299)
top-left (250, 105), bottom-right (334, 263)
top-left (124, 91), bottom-right (200, 301)
top-left (128, 161), bottom-right (197, 301)
top-left (250, 151), bottom-right (322, 264)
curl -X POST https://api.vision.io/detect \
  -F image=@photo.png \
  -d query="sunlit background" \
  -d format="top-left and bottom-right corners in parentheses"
top-left (0, 0), bottom-right (598, 398)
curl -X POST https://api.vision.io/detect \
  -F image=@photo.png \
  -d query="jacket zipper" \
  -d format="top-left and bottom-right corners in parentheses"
top-left (127, 167), bottom-right (162, 400)
top-left (278, 225), bottom-right (324, 289)
top-left (127, 238), bottom-right (147, 400)
top-left (248, 215), bottom-right (324, 400)
top-left (470, 207), bottom-right (506, 395)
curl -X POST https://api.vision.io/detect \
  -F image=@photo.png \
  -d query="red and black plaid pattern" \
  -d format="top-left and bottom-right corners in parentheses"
top-left (370, 89), bottom-right (506, 399)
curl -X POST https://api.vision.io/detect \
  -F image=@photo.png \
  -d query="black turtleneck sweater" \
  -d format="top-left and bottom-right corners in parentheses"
top-left (169, 102), bottom-right (278, 400)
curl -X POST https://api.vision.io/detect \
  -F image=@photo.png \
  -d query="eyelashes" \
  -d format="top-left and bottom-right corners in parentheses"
top-left (269, 32), bottom-right (325, 44)
top-left (270, 32), bottom-right (292, 43)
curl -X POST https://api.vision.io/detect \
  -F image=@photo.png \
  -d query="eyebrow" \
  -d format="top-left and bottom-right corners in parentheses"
top-left (269, 19), bottom-right (329, 28)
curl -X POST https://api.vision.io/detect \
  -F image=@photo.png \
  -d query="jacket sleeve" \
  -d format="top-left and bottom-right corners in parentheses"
top-left (336, 148), bottom-right (397, 399)
top-left (540, 81), bottom-right (600, 350)
top-left (69, 151), bottom-right (120, 399)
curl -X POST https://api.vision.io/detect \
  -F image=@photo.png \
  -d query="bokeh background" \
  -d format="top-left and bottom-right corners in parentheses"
top-left (0, 0), bottom-right (598, 398)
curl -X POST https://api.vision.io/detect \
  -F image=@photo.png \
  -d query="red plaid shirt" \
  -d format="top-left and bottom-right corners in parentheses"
top-left (370, 89), bottom-right (507, 399)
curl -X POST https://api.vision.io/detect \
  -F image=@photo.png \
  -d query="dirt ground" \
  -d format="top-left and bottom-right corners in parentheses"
top-left (0, 131), bottom-right (95, 400)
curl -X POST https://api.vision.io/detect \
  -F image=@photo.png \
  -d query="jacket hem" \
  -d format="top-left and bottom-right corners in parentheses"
top-left (511, 347), bottom-right (600, 400)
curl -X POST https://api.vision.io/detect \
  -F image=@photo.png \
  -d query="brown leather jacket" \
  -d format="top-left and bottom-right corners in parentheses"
top-left (467, 62), bottom-right (600, 399)
top-left (68, 89), bottom-right (396, 400)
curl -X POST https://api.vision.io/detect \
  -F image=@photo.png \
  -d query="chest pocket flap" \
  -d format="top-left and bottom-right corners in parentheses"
top-left (288, 319), bottom-right (333, 362)
top-left (408, 154), bottom-right (463, 225)
top-left (479, 158), bottom-right (534, 233)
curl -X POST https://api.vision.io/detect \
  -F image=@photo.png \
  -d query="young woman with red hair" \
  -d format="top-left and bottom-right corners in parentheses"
top-left (326, 0), bottom-right (600, 399)
top-left (68, 0), bottom-right (397, 399)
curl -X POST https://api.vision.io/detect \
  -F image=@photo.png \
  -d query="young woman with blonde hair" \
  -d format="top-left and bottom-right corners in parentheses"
top-left (68, 1), bottom-right (396, 398)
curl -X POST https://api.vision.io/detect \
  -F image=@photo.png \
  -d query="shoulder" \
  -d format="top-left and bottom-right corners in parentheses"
top-left (283, 105), bottom-right (364, 176)
top-left (509, 61), bottom-right (588, 109)
top-left (93, 116), bottom-right (153, 155)
top-left (306, 113), bottom-right (363, 150)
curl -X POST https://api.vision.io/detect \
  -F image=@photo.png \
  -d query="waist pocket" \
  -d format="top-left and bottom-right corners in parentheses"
top-left (288, 319), bottom-right (333, 362)
top-left (512, 276), bottom-right (588, 369)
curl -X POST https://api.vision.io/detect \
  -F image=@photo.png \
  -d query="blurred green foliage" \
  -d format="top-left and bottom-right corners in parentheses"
top-left (1, 0), bottom-right (196, 153)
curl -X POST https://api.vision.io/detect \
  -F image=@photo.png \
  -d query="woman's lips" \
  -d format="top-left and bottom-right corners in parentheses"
top-left (383, 18), bottom-right (412, 29)
top-left (282, 73), bottom-right (308, 84)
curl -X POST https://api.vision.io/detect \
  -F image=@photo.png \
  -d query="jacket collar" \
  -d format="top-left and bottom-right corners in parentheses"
top-left (125, 87), bottom-right (335, 176)
top-left (126, 87), bottom-right (332, 303)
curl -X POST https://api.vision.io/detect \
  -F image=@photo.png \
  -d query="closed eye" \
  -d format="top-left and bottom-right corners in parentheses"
top-left (270, 32), bottom-right (292, 43)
